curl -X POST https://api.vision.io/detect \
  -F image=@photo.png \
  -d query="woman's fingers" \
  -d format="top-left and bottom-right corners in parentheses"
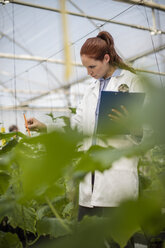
top-left (108, 113), bottom-right (120, 121)
top-left (120, 105), bottom-right (129, 116)
top-left (27, 118), bottom-right (47, 132)
top-left (108, 105), bottom-right (129, 121)
top-left (27, 118), bottom-right (37, 130)
top-left (111, 108), bottom-right (123, 117)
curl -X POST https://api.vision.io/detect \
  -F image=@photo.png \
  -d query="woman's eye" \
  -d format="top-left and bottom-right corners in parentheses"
top-left (89, 66), bottom-right (95, 69)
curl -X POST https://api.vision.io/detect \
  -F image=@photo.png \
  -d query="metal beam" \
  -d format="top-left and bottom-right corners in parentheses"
top-left (1, 52), bottom-right (165, 76)
top-left (113, 0), bottom-right (165, 12)
top-left (17, 75), bottom-right (89, 107)
top-left (8, 0), bottom-right (165, 34)
top-left (127, 44), bottom-right (165, 63)
top-left (0, 86), bottom-right (83, 96)
top-left (0, 69), bottom-right (52, 87)
top-left (0, 106), bottom-right (70, 111)
top-left (0, 87), bottom-right (45, 95)
top-left (0, 79), bottom-right (22, 103)
top-left (67, 0), bottom-right (100, 30)
top-left (135, 68), bottom-right (165, 76)
top-left (0, 53), bottom-right (82, 67)
top-left (10, 65), bottom-right (165, 108)
top-left (0, 31), bottom-right (63, 87)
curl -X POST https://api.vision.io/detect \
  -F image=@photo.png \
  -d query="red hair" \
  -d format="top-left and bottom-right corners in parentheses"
top-left (80, 31), bottom-right (135, 73)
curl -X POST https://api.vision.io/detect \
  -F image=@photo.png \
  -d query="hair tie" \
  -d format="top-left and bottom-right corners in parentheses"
top-left (97, 35), bottom-right (102, 39)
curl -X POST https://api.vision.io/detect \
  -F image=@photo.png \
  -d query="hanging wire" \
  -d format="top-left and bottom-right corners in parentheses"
top-left (67, 0), bottom-right (101, 32)
top-left (45, 61), bottom-right (53, 114)
top-left (26, 69), bottom-right (33, 119)
top-left (26, 70), bottom-right (32, 97)
top-left (12, 2), bottom-right (18, 126)
top-left (2, 4), bottom-right (135, 86)
top-left (2, 6), bottom-right (63, 88)
top-left (144, 7), bottom-right (164, 87)
top-left (0, 5), bottom-right (5, 128)
top-left (70, 4), bottom-right (135, 46)
top-left (0, 3), bottom-right (5, 35)
top-left (0, 98), bottom-right (4, 130)
top-left (72, 44), bottom-right (80, 106)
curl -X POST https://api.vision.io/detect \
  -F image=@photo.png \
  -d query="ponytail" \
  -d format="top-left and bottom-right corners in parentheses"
top-left (81, 31), bottom-right (135, 73)
top-left (97, 31), bottom-right (135, 73)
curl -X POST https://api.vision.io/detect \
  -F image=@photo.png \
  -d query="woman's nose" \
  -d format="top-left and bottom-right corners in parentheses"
top-left (87, 69), bottom-right (92, 75)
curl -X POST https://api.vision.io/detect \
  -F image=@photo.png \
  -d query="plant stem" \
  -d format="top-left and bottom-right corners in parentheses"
top-left (45, 196), bottom-right (71, 232)
top-left (27, 235), bottom-right (40, 246)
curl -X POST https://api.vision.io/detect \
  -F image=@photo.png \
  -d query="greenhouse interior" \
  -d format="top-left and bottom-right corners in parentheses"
top-left (0, 0), bottom-right (165, 247)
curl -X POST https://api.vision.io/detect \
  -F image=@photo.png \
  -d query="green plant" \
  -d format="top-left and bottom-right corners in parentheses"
top-left (0, 77), bottom-right (165, 248)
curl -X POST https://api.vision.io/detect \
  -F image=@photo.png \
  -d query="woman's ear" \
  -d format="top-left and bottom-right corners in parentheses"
top-left (104, 54), bottom-right (110, 63)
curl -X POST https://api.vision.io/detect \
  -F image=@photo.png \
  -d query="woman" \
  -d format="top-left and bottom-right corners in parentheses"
top-left (72, 31), bottom-right (143, 215)
top-left (27, 31), bottom-right (143, 246)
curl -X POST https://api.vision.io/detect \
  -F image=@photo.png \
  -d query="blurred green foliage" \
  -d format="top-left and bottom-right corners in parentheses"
top-left (0, 76), bottom-right (165, 247)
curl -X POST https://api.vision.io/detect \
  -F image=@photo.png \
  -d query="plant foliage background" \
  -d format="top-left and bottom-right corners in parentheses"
top-left (0, 77), bottom-right (165, 248)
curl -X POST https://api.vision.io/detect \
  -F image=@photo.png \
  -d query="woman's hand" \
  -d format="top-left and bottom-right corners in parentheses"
top-left (108, 105), bottom-right (129, 121)
top-left (108, 105), bottom-right (143, 138)
top-left (27, 117), bottom-right (47, 133)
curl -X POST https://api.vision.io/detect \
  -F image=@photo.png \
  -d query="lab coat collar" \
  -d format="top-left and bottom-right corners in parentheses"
top-left (99, 68), bottom-right (122, 81)
top-left (91, 69), bottom-right (124, 95)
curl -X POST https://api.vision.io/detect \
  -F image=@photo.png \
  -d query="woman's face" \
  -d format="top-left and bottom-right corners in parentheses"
top-left (81, 54), bottom-right (110, 79)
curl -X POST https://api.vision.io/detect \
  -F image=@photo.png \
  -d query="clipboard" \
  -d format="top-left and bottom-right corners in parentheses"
top-left (96, 91), bottom-right (145, 135)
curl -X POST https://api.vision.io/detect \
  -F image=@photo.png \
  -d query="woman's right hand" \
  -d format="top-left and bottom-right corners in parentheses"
top-left (27, 117), bottom-right (47, 133)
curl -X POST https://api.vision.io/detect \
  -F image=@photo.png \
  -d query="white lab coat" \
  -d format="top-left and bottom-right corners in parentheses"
top-left (72, 69), bottom-right (143, 208)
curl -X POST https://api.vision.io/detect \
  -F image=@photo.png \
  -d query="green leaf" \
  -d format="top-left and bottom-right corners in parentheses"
top-left (75, 140), bottom-right (153, 175)
top-left (37, 205), bottom-right (52, 220)
top-left (75, 145), bottom-right (112, 173)
top-left (14, 129), bottom-right (82, 201)
top-left (33, 192), bottom-right (165, 248)
top-left (0, 139), bottom-right (18, 154)
top-left (0, 231), bottom-right (22, 248)
top-left (91, 138), bottom-right (154, 168)
top-left (0, 131), bottom-right (26, 140)
top-left (36, 217), bottom-right (71, 238)
top-left (34, 216), bottom-right (107, 248)
top-left (0, 198), bottom-right (15, 219)
top-left (8, 204), bottom-right (36, 233)
top-left (37, 195), bottom-right (67, 220)
top-left (62, 202), bottom-right (74, 218)
top-left (0, 171), bottom-right (11, 194)
top-left (69, 107), bottom-right (76, 114)
top-left (0, 155), bottom-right (10, 171)
top-left (58, 116), bottom-right (70, 127)
top-left (106, 194), bottom-right (164, 247)
top-left (46, 112), bottom-right (55, 121)
top-left (140, 79), bottom-right (165, 145)
top-left (106, 201), bottom-right (140, 247)
top-left (139, 173), bottom-right (152, 193)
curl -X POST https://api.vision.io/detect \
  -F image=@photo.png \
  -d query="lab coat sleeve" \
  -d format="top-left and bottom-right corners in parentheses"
top-left (71, 100), bottom-right (84, 133)
top-left (71, 81), bottom-right (95, 133)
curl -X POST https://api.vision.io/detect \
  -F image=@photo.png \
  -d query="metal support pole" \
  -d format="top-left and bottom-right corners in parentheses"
top-left (127, 44), bottom-right (165, 63)
top-left (0, 52), bottom-right (165, 77)
top-left (113, 0), bottom-right (165, 12)
top-left (6, 0), bottom-right (165, 34)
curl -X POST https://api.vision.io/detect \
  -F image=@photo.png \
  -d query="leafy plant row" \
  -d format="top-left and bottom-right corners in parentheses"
top-left (0, 77), bottom-right (165, 248)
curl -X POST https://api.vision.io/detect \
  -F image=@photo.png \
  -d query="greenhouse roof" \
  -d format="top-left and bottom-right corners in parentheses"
top-left (0, 0), bottom-right (165, 132)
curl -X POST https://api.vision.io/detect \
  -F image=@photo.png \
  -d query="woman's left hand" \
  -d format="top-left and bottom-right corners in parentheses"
top-left (108, 105), bottom-right (129, 121)
top-left (108, 105), bottom-right (143, 138)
